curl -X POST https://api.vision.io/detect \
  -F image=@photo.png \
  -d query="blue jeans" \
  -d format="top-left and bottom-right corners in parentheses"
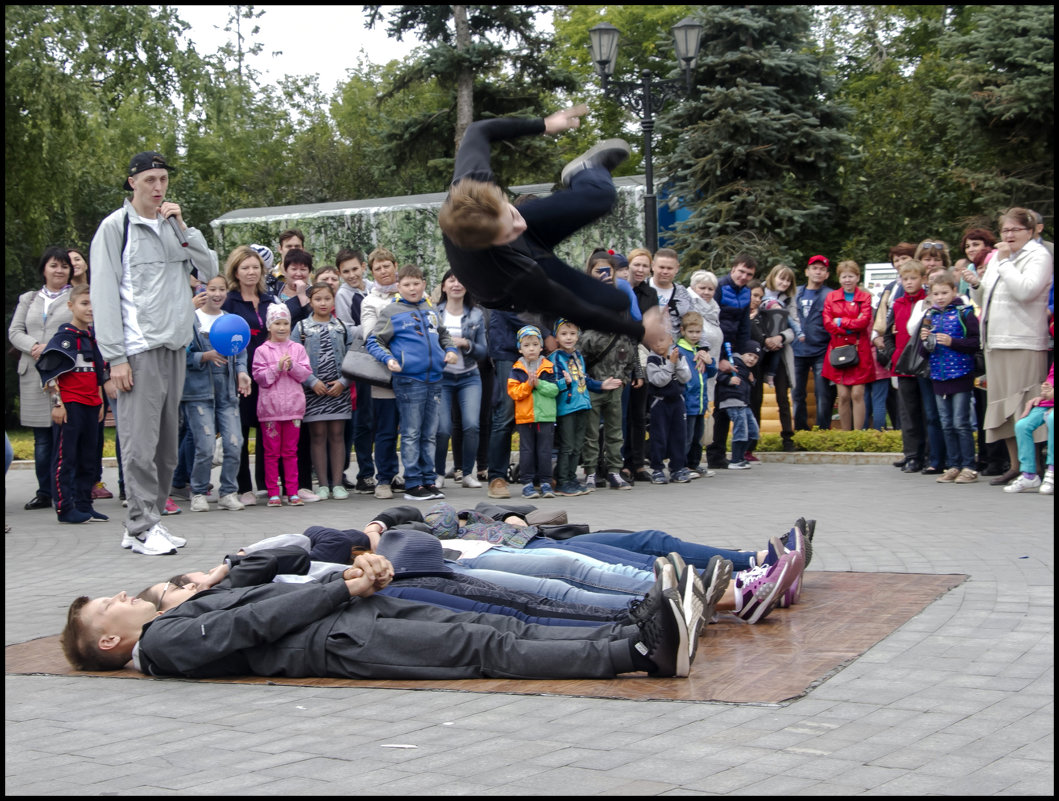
top-left (171, 406), bottom-right (195, 488)
top-left (1015, 406), bottom-right (1053, 473)
top-left (863, 378), bottom-right (891, 429)
top-left (183, 393), bottom-right (243, 496)
top-left (455, 546), bottom-right (652, 596)
top-left (935, 390), bottom-right (976, 470)
top-left (575, 530), bottom-right (756, 572)
top-left (391, 375), bottom-right (441, 488)
top-left (728, 405), bottom-right (760, 463)
top-left (435, 370), bottom-right (482, 475)
top-left (372, 396), bottom-right (400, 484)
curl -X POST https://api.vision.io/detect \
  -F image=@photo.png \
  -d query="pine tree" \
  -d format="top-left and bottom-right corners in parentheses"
top-left (657, 5), bottom-right (852, 272)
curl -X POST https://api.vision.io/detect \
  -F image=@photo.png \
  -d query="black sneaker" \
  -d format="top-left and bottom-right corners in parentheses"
top-left (560, 138), bottom-right (632, 187)
top-left (354, 477), bottom-right (376, 494)
top-left (625, 571), bottom-right (668, 626)
top-left (392, 475), bottom-right (405, 491)
top-left (403, 485), bottom-right (435, 500)
top-left (632, 563), bottom-right (689, 677)
top-left (341, 477), bottom-right (357, 490)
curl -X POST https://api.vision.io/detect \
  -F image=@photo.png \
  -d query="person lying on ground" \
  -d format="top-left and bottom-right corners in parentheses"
top-left (62, 552), bottom-right (703, 679)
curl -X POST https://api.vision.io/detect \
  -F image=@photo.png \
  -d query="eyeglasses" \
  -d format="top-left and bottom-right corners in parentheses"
top-left (1000, 227), bottom-right (1029, 235)
top-left (919, 242), bottom-right (946, 251)
top-left (158, 581), bottom-right (170, 608)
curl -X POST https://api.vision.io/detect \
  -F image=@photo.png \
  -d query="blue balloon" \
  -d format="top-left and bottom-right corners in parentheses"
top-left (209, 314), bottom-right (251, 356)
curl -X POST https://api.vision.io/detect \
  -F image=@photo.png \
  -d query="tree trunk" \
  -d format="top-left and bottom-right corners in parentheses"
top-left (453, 4), bottom-right (473, 149)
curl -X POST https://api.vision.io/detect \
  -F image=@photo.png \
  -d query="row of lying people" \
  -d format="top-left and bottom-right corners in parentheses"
top-left (62, 503), bottom-right (812, 681)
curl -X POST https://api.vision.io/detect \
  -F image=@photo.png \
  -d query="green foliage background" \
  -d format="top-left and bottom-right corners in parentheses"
top-left (5, 4), bottom-right (1054, 425)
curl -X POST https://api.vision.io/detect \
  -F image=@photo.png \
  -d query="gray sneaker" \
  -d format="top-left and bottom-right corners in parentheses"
top-left (374, 483), bottom-right (393, 500)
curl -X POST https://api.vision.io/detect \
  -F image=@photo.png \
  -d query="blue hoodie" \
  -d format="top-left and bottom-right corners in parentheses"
top-left (367, 297), bottom-right (457, 383)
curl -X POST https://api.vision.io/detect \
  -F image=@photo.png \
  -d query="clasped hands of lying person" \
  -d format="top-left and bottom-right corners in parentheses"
top-left (188, 552), bottom-right (396, 599)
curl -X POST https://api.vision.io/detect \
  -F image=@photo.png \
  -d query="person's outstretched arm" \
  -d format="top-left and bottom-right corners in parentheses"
top-left (452, 105), bottom-right (588, 185)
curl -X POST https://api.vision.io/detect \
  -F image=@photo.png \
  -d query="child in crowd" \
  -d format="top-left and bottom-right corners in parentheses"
top-left (550, 318), bottom-right (603, 496)
top-left (182, 275), bottom-right (251, 512)
top-left (920, 271), bottom-right (981, 485)
top-left (580, 258), bottom-right (642, 491)
top-left (880, 259), bottom-right (932, 473)
top-left (36, 284), bottom-right (109, 524)
top-left (1005, 360), bottom-right (1054, 494)
top-left (646, 329), bottom-right (693, 484)
top-left (334, 248), bottom-right (370, 328)
top-left (252, 304), bottom-right (313, 507)
top-left (294, 282), bottom-right (355, 500)
top-left (368, 264), bottom-right (458, 501)
top-left (677, 311), bottom-right (717, 478)
top-left (507, 325), bottom-right (559, 499)
top-left (717, 340), bottom-right (761, 470)
top-left (760, 264), bottom-right (804, 386)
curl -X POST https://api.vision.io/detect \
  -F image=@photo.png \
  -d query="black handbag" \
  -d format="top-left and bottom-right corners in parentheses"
top-left (893, 328), bottom-right (931, 379)
top-left (829, 343), bottom-right (859, 369)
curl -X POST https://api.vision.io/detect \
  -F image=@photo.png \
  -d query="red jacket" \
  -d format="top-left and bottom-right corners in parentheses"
top-left (889, 288), bottom-right (926, 376)
top-left (821, 287), bottom-right (875, 385)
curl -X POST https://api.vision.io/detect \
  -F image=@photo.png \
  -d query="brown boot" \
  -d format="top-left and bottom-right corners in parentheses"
top-left (487, 478), bottom-right (510, 499)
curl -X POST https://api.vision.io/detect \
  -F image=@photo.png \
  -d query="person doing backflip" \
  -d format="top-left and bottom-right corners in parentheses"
top-left (438, 104), bottom-right (664, 345)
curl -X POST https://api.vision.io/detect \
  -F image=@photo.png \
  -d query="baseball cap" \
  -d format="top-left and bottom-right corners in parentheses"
top-left (124, 151), bottom-right (176, 190)
top-left (807, 254), bottom-right (829, 268)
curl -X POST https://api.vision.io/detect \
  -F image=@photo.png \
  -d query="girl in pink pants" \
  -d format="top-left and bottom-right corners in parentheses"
top-left (252, 304), bottom-right (313, 506)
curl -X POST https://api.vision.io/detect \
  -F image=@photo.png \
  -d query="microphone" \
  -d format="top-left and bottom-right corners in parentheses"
top-left (167, 213), bottom-right (189, 248)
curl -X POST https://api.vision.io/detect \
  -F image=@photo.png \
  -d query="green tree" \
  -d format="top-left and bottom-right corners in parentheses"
top-left (657, 5), bottom-right (853, 273)
top-left (361, 5), bottom-right (578, 191)
top-left (5, 4), bottom-right (198, 424)
top-left (934, 4), bottom-right (1054, 224)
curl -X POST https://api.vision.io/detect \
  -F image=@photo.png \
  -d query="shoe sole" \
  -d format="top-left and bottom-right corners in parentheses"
top-left (778, 530), bottom-right (807, 607)
top-left (701, 556), bottom-right (732, 626)
top-left (677, 560), bottom-right (707, 664)
top-left (661, 587), bottom-right (691, 678)
top-left (560, 138), bottom-right (631, 185)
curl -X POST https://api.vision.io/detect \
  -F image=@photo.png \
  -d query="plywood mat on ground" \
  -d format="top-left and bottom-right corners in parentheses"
top-left (6, 571), bottom-right (965, 705)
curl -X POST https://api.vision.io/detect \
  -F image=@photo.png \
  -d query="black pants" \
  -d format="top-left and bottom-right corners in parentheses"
top-left (52, 401), bottom-right (99, 515)
top-left (623, 382), bottom-right (649, 472)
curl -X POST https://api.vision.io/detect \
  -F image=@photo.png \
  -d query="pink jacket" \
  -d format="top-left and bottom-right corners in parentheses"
top-left (252, 339), bottom-right (313, 422)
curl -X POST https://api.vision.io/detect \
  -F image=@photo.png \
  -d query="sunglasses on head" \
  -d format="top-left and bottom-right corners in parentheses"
top-left (920, 242), bottom-right (945, 251)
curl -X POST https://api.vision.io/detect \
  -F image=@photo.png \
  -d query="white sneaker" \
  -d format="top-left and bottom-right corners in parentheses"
top-left (217, 492), bottom-right (245, 511)
top-left (239, 491), bottom-right (258, 506)
top-left (1003, 473), bottom-right (1041, 493)
top-left (297, 488), bottom-right (321, 503)
top-left (435, 476), bottom-right (445, 489)
top-left (462, 474), bottom-right (483, 488)
top-left (124, 525), bottom-right (177, 556)
top-left (154, 522), bottom-right (187, 548)
top-left (1038, 468), bottom-right (1053, 495)
top-left (190, 494), bottom-right (209, 512)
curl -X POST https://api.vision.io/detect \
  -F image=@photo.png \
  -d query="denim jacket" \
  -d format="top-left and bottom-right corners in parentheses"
top-left (435, 301), bottom-right (487, 374)
top-left (182, 312), bottom-right (249, 403)
top-left (292, 315), bottom-right (355, 389)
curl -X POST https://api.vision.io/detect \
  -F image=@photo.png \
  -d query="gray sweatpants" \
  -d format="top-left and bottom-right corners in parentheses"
top-left (115, 348), bottom-right (185, 536)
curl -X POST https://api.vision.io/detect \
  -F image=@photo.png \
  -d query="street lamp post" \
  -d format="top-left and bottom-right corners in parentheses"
top-left (589, 18), bottom-right (702, 254)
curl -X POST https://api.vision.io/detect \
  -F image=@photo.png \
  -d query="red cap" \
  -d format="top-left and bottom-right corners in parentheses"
top-left (807, 254), bottom-right (829, 268)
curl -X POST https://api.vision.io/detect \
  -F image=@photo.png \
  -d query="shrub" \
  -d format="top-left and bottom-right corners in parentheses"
top-left (756, 428), bottom-right (902, 452)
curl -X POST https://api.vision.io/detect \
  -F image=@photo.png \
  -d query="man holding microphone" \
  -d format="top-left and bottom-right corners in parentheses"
top-left (90, 151), bottom-right (215, 555)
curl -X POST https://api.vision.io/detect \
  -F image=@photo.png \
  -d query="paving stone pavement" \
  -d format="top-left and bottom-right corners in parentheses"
top-left (4, 460), bottom-right (1053, 795)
